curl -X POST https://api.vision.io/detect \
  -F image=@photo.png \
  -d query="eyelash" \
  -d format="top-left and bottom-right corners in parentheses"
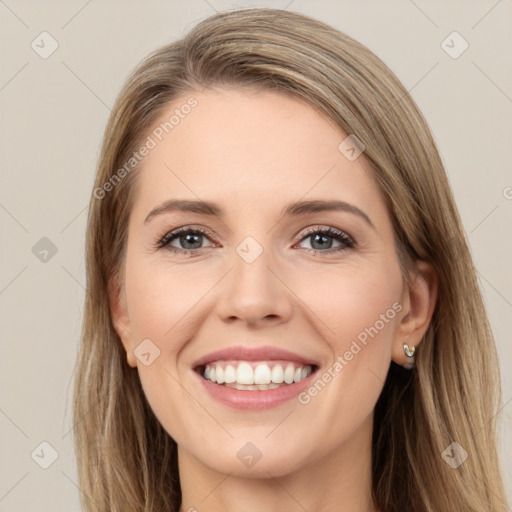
top-left (154, 225), bottom-right (356, 257)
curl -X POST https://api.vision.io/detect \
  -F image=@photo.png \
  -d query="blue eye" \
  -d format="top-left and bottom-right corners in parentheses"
top-left (155, 225), bottom-right (355, 256)
top-left (156, 227), bottom-right (215, 255)
top-left (296, 226), bottom-right (355, 253)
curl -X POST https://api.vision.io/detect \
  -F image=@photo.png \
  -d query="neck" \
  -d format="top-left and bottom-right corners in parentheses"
top-left (177, 413), bottom-right (378, 512)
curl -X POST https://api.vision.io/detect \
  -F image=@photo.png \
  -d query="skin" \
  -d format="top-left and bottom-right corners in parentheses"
top-left (110, 87), bottom-right (438, 512)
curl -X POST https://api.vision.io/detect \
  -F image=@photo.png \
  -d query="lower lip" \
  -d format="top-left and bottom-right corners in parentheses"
top-left (193, 369), bottom-right (317, 410)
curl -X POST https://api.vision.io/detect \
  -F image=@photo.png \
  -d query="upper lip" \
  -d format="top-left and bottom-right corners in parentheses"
top-left (192, 345), bottom-right (320, 369)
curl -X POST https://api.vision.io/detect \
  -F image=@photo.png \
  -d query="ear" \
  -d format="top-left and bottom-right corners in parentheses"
top-left (393, 260), bottom-right (438, 366)
top-left (108, 274), bottom-right (137, 368)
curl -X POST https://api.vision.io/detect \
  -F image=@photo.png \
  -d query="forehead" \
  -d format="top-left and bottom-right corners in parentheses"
top-left (130, 87), bottom-right (387, 223)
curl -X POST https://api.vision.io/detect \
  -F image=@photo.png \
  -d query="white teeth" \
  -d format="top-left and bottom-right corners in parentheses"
top-left (236, 362), bottom-right (254, 384)
top-left (271, 365), bottom-right (284, 384)
top-left (254, 364), bottom-right (271, 385)
top-left (203, 360), bottom-right (314, 388)
top-left (224, 382), bottom-right (286, 391)
top-left (236, 384), bottom-right (257, 390)
top-left (224, 382), bottom-right (282, 391)
top-left (224, 364), bottom-right (236, 384)
top-left (284, 364), bottom-right (295, 384)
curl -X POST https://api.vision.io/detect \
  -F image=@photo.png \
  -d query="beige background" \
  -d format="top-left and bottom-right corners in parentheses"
top-left (1, 0), bottom-right (511, 510)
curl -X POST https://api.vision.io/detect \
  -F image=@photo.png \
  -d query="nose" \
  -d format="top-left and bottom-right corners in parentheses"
top-left (215, 242), bottom-right (293, 328)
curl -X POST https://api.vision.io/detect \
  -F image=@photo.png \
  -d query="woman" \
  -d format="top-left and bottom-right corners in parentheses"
top-left (73, 8), bottom-right (509, 512)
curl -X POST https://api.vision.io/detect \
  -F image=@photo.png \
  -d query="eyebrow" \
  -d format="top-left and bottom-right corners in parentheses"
top-left (144, 198), bottom-right (376, 230)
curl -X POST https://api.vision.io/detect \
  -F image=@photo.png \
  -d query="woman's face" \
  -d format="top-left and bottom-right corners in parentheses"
top-left (112, 87), bottom-right (418, 477)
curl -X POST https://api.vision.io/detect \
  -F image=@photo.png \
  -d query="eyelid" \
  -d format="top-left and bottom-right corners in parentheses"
top-left (293, 225), bottom-right (355, 251)
top-left (295, 224), bottom-right (353, 241)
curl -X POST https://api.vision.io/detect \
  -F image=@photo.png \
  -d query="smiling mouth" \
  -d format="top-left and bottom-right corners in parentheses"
top-left (195, 360), bottom-right (318, 391)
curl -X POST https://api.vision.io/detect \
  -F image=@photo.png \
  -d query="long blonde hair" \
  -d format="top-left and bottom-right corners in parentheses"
top-left (73, 8), bottom-right (508, 511)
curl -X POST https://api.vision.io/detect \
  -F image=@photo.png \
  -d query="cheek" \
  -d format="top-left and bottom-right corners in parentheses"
top-left (293, 262), bottom-right (401, 415)
top-left (123, 257), bottom-right (205, 440)
top-left (293, 262), bottom-right (401, 350)
top-left (123, 255), bottom-right (221, 439)
top-left (294, 266), bottom-right (401, 430)
top-left (124, 256), bottom-right (212, 344)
